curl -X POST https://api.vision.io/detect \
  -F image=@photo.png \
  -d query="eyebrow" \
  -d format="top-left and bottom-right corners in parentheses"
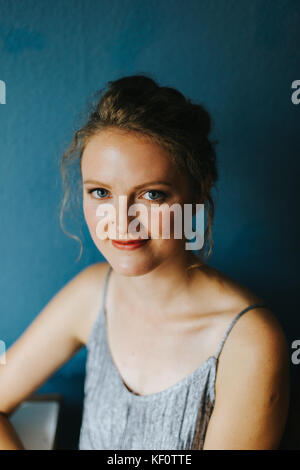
top-left (83, 179), bottom-right (174, 189)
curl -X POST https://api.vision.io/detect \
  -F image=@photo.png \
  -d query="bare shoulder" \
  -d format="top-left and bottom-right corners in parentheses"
top-left (201, 274), bottom-right (291, 450)
top-left (210, 270), bottom-right (290, 407)
top-left (217, 304), bottom-right (290, 370)
top-left (0, 261), bottom-right (111, 417)
top-left (72, 261), bottom-right (111, 345)
top-left (193, 263), bottom-right (290, 374)
top-left (220, 267), bottom-right (287, 355)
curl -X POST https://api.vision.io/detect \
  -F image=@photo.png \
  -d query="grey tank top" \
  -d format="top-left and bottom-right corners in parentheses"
top-left (78, 265), bottom-right (269, 450)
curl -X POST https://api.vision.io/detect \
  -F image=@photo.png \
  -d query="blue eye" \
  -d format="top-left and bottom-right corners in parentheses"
top-left (87, 188), bottom-right (167, 202)
top-left (88, 188), bottom-right (109, 199)
top-left (143, 190), bottom-right (166, 201)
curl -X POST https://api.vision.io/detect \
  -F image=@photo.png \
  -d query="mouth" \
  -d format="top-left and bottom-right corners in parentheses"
top-left (111, 238), bottom-right (150, 251)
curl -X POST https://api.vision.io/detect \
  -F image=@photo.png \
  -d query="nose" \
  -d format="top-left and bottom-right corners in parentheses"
top-left (113, 196), bottom-right (144, 240)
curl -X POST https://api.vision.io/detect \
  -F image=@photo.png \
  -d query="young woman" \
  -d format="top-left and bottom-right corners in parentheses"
top-left (0, 75), bottom-right (290, 450)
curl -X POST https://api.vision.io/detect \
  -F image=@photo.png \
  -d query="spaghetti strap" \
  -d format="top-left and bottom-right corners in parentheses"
top-left (214, 303), bottom-right (270, 360)
top-left (101, 265), bottom-right (113, 312)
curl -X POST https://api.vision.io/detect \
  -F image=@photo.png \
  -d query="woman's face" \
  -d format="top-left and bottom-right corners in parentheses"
top-left (81, 128), bottom-right (194, 276)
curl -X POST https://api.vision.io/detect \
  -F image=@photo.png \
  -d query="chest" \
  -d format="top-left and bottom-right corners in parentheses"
top-left (105, 308), bottom-right (219, 396)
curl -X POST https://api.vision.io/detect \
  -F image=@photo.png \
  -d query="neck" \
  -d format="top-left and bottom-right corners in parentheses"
top-left (111, 251), bottom-right (206, 321)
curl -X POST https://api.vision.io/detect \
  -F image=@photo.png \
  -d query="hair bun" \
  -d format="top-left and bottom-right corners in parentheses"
top-left (108, 75), bottom-right (158, 98)
top-left (188, 102), bottom-right (211, 137)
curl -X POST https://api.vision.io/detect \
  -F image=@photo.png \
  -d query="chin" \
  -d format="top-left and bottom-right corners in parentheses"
top-left (108, 257), bottom-right (160, 277)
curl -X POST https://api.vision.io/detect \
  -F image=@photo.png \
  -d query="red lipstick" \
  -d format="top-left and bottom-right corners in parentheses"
top-left (111, 238), bottom-right (150, 250)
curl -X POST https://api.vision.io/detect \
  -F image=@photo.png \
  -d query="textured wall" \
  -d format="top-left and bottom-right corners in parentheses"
top-left (0, 0), bottom-right (299, 448)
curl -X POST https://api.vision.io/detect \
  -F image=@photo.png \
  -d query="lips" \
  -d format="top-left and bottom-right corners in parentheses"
top-left (111, 238), bottom-right (150, 250)
top-left (112, 239), bottom-right (148, 244)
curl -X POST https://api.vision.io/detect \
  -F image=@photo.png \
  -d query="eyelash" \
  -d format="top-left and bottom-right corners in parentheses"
top-left (87, 188), bottom-right (167, 202)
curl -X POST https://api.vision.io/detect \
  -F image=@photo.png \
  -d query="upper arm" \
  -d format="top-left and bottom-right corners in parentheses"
top-left (0, 261), bottom-right (108, 416)
top-left (203, 307), bottom-right (291, 450)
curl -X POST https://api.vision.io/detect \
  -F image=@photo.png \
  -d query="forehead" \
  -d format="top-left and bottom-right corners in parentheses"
top-left (81, 129), bottom-right (180, 183)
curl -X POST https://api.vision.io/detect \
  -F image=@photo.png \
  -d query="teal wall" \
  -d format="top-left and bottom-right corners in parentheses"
top-left (0, 0), bottom-right (299, 448)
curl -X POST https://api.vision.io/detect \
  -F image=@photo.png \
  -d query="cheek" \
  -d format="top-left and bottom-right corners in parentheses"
top-left (83, 199), bottom-right (99, 231)
top-left (83, 201), bottom-right (108, 250)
